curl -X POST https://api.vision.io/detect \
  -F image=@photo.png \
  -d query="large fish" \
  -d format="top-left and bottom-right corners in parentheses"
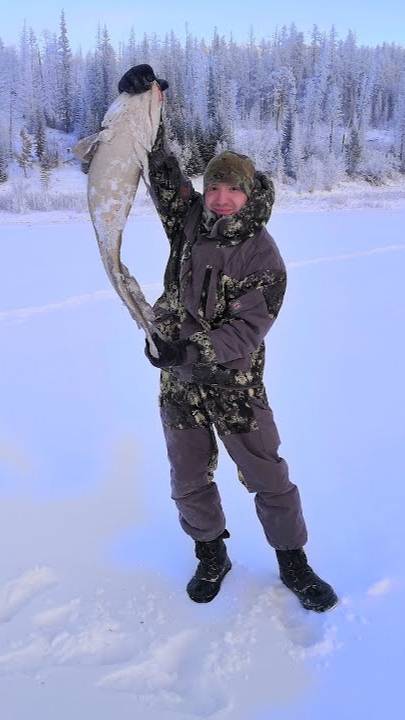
top-left (73, 83), bottom-right (163, 355)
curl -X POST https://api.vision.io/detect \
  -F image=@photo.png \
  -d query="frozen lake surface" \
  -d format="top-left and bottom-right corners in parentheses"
top-left (0, 206), bottom-right (404, 719)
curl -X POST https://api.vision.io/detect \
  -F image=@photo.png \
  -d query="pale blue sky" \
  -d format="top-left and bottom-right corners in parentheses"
top-left (0, 0), bottom-right (404, 50)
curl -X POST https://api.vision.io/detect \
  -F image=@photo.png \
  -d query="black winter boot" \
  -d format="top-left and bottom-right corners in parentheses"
top-left (276, 548), bottom-right (338, 612)
top-left (187, 530), bottom-right (232, 603)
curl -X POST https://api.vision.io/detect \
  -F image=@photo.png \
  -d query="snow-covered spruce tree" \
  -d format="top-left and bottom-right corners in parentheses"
top-left (237, 27), bottom-right (260, 122)
top-left (71, 72), bottom-right (86, 138)
top-left (56, 10), bottom-right (74, 132)
top-left (40, 137), bottom-right (60, 188)
top-left (324, 82), bottom-right (343, 154)
top-left (340, 29), bottom-right (359, 128)
top-left (83, 52), bottom-right (103, 134)
top-left (97, 26), bottom-right (117, 119)
top-left (183, 121), bottom-right (205, 175)
top-left (357, 67), bottom-right (373, 132)
top-left (123, 27), bottom-right (137, 68)
top-left (81, 24), bottom-right (118, 132)
top-left (301, 74), bottom-right (324, 160)
top-left (41, 30), bottom-right (59, 128)
top-left (6, 89), bottom-right (18, 160)
top-left (34, 112), bottom-right (46, 162)
top-left (281, 106), bottom-right (301, 181)
top-left (310, 24), bottom-right (322, 75)
top-left (159, 29), bottom-right (191, 155)
top-left (267, 141), bottom-right (284, 182)
top-left (3, 21), bottom-right (405, 191)
top-left (17, 128), bottom-right (34, 177)
top-left (0, 37), bottom-right (18, 159)
top-left (205, 37), bottom-right (234, 162)
top-left (40, 156), bottom-right (51, 189)
top-left (279, 66), bottom-right (299, 181)
top-left (72, 42), bottom-right (96, 137)
top-left (182, 130), bottom-right (204, 175)
top-left (0, 146), bottom-right (8, 183)
top-left (16, 23), bottom-right (34, 130)
top-left (28, 29), bottom-right (49, 134)
top-left (45, 139), bottom-right (60, 169)
top-left (183, 28), bottom-right (201, 136)
top-left (345, 120), bottom-right (363, 177)
top-left (394, 70), bottom-right (405, 173)
top-left (193, 116), bottom-right (210, 168)
top-left (203, 65), bottom-right (220, 161)
top-left (269, 67), bottom-right (296, 133)
top-left (0, 37), bottom-right (7, 99)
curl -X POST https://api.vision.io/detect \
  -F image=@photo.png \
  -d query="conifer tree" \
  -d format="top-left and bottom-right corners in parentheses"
top-left (34, 113), bottom-right (46, 162)
top-left (40, 156), bottom-right (52, 189)
top-left (97, 26), bottom-right (117, 118)
top-left (1, 19), bottom-right (405, 190)
top-left (345, 122), bottom-right (362, 176)
top-left (17, 128), bottom-right (34, 177)
top-left (395, 71), bottom-right (405, 173)
top-left (57, 10), bottom-right (73, 132)
top-left (0, 147), bottom-right (8, 183)
top-left (281, 107), bottom-right (301, 180)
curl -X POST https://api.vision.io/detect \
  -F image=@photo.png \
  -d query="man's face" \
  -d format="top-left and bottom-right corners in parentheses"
top-left (204, 182), bottom-right (248, 216)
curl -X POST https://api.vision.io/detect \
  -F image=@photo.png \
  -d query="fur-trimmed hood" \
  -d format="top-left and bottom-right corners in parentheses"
top-left (200, 171), bottom-right (275, 246)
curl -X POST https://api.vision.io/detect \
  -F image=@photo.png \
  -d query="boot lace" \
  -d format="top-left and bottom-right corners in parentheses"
top-left (279, 550), bottom-right (320, 592)
top-left (195, 542), bottom-right (224, 582)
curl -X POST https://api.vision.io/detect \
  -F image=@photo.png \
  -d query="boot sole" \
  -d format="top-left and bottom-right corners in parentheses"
top-left (308, 594), bottom-right (339, 613)
top-left (280, 578), bottom-right (339, 613)
top-left (187, 559), bottom-right (232, 603)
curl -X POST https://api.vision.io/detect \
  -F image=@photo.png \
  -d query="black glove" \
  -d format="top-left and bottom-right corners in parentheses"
top-left (118, 64), bottom-right (169, 95)
top-left (145, 333), bottom-right (190, 369)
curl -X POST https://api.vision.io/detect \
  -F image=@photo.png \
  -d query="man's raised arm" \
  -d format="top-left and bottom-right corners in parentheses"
top-left (118, 64), bottom-right (200, 243)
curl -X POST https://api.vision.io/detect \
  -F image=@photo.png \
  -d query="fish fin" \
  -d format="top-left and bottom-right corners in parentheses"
top-left (72, 133), bottom-right (100, 161)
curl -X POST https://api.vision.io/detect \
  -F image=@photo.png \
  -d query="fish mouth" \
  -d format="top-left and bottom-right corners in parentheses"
top-left (156, 78), bottom-right (169, 92)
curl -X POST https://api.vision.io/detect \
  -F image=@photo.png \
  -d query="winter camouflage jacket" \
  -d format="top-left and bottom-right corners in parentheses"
top-left (147, 122), bottom-right (287, 389)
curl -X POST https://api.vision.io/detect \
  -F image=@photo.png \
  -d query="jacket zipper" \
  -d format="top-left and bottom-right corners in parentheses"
top-left (201, 265), bottom-right (213, 317)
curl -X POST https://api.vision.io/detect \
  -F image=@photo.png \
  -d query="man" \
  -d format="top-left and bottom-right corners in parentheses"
top-left (119, 65), bottom-right (338, 612)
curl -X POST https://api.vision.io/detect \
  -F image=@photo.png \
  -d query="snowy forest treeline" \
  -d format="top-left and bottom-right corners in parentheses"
top-left (1, 11), bottom-right (405, 193)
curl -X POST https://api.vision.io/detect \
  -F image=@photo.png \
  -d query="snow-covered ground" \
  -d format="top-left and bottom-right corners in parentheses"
top-left (1, 192), bottom-right (405, 719)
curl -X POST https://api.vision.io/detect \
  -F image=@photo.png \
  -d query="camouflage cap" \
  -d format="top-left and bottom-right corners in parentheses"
top-left (203, 151), bottom-right (256, 197)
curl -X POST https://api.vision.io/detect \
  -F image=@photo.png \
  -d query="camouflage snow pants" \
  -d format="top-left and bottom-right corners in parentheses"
top-left (159, 370), bottom-right (308, 550)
